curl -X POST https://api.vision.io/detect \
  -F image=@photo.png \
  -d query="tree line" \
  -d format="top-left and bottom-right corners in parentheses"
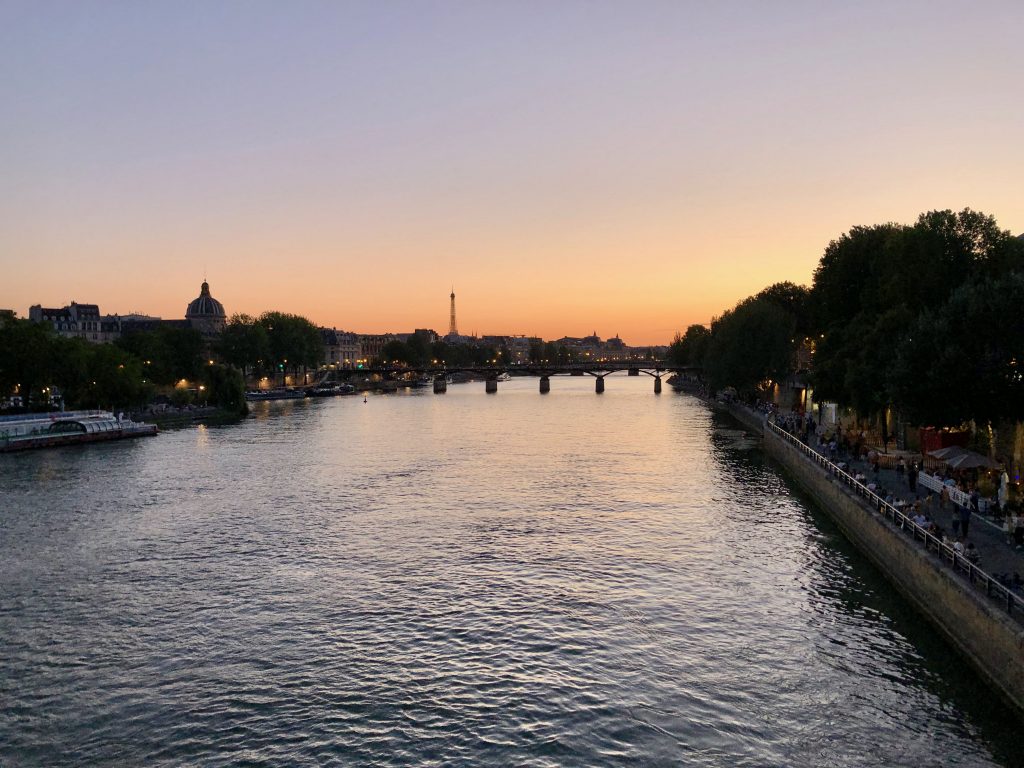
top-left (667, 208), bottom-right (1024, 428)
top-left (216, 312), bottom-right (322, 380)
top-left (0, 321), bottom-right (246, 414)
top-left (0, 310), bottom-right (328, 414)
top-left (375, 334), bottom-right (591, 368)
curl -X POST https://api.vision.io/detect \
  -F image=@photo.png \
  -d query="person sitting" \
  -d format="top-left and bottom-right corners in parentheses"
top-left (953, 539), bottom-right (965, 555)
top-left (965, 542), bottom-right (980, 565)
top-left (854, 471), bottom-right (866, 483)
top-left (912, 511), bottom-right (928, 527)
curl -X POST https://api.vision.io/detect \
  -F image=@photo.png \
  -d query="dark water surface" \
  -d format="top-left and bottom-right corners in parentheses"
top-left (1, 377), bottom-right (1019, 766)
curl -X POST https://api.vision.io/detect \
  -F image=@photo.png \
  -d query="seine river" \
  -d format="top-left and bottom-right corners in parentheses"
top-left (1, 376), bottom-right (1019, 766)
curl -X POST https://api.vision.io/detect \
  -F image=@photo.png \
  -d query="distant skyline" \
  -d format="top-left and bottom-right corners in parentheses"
top-left (2, 1), bottom-right (1022, 344)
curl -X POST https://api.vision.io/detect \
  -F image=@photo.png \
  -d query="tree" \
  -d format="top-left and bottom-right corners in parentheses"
top-left (258, 312), bottom-right (322, 381)
top-left (117, 326), bottom-right (204, 385)
top-left (217, 314), bottom-right (269, 376)
top-left (380, 339), bottom-right (411, 365)
top-left (704, 298), bottom-right (796, 395)
top-left (0, 320), bottom-right (58, 408)
top-left (80, 344), bottom-right (151, 410)
top-left (51, 336), bottom-right (94, 407)
top-left (406, 332), bottom-right (432, 366)
top-left (202, 363), bottom-right (248, 416)
top-left (666, 324), bottom-right (711, 368)
top-left (890, 272), bottom-right (1024, 426)
top-left (755, 282), bottom-right (813, 337)
top-left (809, 209), bottom-right (1024, 410)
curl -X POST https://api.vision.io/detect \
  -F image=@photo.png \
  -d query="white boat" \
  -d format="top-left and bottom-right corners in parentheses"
top-left (0, 410), bottom-right (157, 452)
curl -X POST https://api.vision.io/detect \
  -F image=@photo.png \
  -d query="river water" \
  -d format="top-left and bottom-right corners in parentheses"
top-left (1, 376), bottom-right (1019, 766)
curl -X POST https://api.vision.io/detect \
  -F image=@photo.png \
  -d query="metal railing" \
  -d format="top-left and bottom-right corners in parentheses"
top-left (0, 410), bottom-right (107, 424)
top-left (767, 419), bottom-right (1024, 617)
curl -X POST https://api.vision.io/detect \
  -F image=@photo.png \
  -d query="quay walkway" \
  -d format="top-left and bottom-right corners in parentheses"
top-left (765, 416), bottom-right (1024, 621)
top-left (722, 398), bottom-right (1024, 711)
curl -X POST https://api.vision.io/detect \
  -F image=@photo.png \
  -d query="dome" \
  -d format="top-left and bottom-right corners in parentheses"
top-left (186, 281), bottom-right (226, 319)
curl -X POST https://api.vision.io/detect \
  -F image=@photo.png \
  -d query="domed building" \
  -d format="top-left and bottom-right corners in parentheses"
top-left (185, 280), bottom-right (227, 337)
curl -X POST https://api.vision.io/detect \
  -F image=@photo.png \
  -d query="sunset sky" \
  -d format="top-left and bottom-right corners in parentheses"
top-left (2, 1), bottom-right (1022, 345)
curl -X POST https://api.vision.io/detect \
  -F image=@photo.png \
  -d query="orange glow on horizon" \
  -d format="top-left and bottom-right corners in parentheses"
top-left (2, 4), bottom-right (1022, 344)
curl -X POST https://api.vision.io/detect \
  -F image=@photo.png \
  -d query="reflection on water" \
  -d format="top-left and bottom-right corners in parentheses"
top-left (0, 376), bottom-right (1018, 766)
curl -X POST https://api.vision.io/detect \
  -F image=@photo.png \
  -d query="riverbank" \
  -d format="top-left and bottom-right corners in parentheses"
top-left (723, 401), bottom-right (1024, 715)
top-left (131, 405), bottom-right (246, 428)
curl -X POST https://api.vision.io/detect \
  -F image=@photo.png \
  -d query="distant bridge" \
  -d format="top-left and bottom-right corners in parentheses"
top-left (323, 360), bottom-right (699, 394)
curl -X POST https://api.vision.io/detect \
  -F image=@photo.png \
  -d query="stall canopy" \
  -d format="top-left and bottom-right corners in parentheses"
top-left (928, 446), bottom-right (968, 461)
top-left (945, 451), bottom-right (999, 470)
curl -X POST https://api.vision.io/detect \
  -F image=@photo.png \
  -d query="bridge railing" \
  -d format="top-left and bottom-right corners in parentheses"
top-left (766, 419), bottom-right (1024, 618)
top-left (332, 360), bottom-right (685, 376)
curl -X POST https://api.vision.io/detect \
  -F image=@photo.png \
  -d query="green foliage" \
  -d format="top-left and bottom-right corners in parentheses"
top-left (117, 326), bottom-right (204, 385)
top-left (170, 387), bottom-right (194, 408)
top-left (217, 314), bottom-right (270, 375)
top-left (704, 298), bottom-right (796, 395)
top-left (258, 311), bottom-right (322, 375)
top-left (543, 342), bottom-right (577, 364)
top-left (689, 207), bottom-right (1024, 431)
top-left (754, 282), bottom-right (813, 336)
top-left (380, 339), bottom-right (413, 365)
top-left (0, 320), bottom-right (60, 408)
top-left (406, 332), bottom-right (432, 365)
top-left (78, 344), bottom-right (152, 410)
top-left (372, 336), bottom-right (505, 367)
top-left (202, 363), bottom-right (248, 415)
top-left (809, 208), bottom-right (1024, 414)
top-left (666, 324), bottom-right (711, 367)
top-left (889, 273), bottom-right (1024, 426)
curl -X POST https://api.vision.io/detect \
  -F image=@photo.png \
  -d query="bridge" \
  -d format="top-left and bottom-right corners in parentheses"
top-left (321, 360), bottom-right (698, 394)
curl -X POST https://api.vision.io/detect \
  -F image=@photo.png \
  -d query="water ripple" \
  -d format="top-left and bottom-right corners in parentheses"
top-left (0, 380), bottom-right (1017, 766)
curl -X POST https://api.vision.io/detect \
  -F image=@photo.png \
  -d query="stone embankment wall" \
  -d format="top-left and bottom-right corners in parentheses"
top-left (726, 404), bottom-right (1024, 713)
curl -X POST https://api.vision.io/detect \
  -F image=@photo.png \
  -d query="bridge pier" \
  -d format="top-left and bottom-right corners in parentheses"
top-left (433, 376), bottom-right (447, 394)
top-left (595, 376), bottom-right (605, 394)
top-left (485, 377), bottom-right (498, 394)
top-left (628, 368), bottom-right (639, 376)
top-left (654, 375), bottom-right (662, 394)
top-left (539, 376), bottom-right (550, 394)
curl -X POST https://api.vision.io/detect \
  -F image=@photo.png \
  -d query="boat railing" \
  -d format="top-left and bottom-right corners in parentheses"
top-left (0, 410), bottom-right (110, 424)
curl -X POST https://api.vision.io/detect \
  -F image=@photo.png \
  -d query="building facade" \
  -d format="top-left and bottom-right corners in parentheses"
top-left (28, 302), bottom-right (121, 343)
top-left (321, 328), bottom-right (361, 368)
top-left (359, 334), bottom-right (395, 364)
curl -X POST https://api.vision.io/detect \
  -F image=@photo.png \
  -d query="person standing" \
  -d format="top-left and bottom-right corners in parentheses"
top-left (943, 487), bottom-right (959, 537)
top-left (908, 460), bottom-right (918, 493)
top-left (959, 504), bottom-right (972, 540)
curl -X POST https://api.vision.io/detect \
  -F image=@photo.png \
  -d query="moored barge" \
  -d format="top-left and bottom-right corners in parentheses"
top-left (0, 411), bottom-right (158, 452)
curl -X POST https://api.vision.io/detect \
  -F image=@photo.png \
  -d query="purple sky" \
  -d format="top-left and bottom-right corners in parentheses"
top-left (2, 1), bottom-right (1022, 343)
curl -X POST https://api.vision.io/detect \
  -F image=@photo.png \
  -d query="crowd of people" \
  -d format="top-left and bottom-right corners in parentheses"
top-left (767, 409), bottom-right (1024, 585)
